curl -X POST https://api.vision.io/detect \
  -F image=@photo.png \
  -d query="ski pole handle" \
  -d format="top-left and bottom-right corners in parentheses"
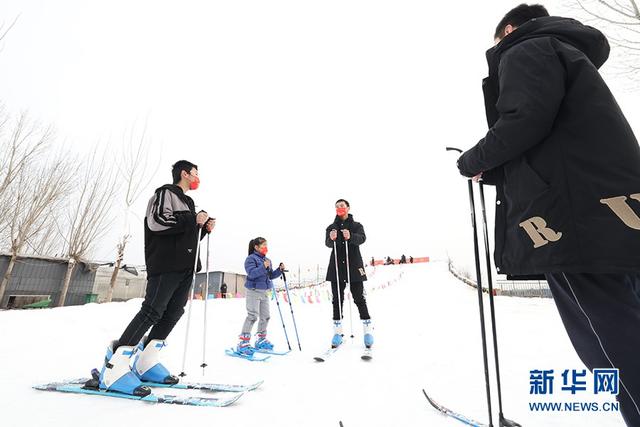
top-left (446, 146), bottom-right (480, 181)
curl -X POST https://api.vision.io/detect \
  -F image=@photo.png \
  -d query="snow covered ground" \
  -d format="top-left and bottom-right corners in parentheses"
top-left (0, 262), bottom-right (626, 427)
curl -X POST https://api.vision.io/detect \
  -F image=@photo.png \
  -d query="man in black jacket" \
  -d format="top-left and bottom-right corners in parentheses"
top-left (97, 160), bottom-right (215, 396)
top-left (325, 199), bottom-right (373, 349)
top-left (457, 5), bottom-right (640, 425)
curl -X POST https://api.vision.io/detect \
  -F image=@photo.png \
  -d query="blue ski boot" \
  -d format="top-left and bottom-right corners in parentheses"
top-left (363, 319), bottom-right (374, 348)
top-left (132, 337), bottom-right (179, 384)
top-left (331, 320), bottom-right (343, 348)
top-left (236, 333), bottom-right (255, 356)
top-left (254, 332), bottom-right (274, 351)
top-left (98, 340), bottom-right (151, 396)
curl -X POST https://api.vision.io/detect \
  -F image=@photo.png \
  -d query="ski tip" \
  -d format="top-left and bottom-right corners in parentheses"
top-left (422, 389), bottom-right (439, 408)
top-left (218, 391), bottom-right (245, 407)
top-left (249, 380), bottom-right (265, 390)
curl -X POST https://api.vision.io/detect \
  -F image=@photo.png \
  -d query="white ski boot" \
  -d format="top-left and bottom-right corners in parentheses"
top-left (98, 341), bottom-right (151, 396)
top-left (132, 338), bottom-right (179, 384)
top-left (332, 320), bottom-right (343, 348)
top-left (363, 319), bottom-right (374, 348)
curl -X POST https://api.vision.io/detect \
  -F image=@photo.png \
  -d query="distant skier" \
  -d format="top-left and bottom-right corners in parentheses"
top-left (98, 160), bottom-right (215, 396)
top-left (325, 199), bottom-right (373, 349)
top-left (456, 4), bottom-right (640, 425)
top-left (220, 282), bottom-right (227, 299)
top-left (399, 254), bottom-right (407, 264)
top-left (409, 256), bottom-right (414, 264)
top-left (234, 237), bottom-right (286, 356)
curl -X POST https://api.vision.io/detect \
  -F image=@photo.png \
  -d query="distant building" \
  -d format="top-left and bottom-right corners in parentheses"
top-left (92, 264), bottom-right (147, 303)
top-left (0, 254), bottom-right (96, 308)
top-left (0, 253), bottom-right (247, 309)
top-left (194, 271), bottom-right (247, 298)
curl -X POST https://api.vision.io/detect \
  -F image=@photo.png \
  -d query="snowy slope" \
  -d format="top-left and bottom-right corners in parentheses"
top-left (0, 262), bottom-right (626, 427)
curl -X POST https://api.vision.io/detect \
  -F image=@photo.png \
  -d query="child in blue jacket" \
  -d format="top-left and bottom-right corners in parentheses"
top-left (236, 237), bottom-right (285, 356)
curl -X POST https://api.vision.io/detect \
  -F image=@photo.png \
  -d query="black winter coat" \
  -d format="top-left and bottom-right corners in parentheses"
top-left (458, 17), bottom-right (640, 276)
top-left (325, 214), bottom-right (368, 283)
top-left (144, 184), bottom-right (206, 276)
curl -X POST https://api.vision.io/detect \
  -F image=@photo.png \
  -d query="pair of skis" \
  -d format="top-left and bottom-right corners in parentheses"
top-left (225, 347), bottom-right (290, 362)
top-left (34, 372), bottom-right (264, 407)
top-left (313, 345), bottom-right (372, 362)
top-left (34, 382), bottom-right (243, 407)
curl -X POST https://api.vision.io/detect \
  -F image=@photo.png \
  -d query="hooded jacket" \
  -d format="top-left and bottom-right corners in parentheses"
top-left (458, 17), bottom-right (640, 276)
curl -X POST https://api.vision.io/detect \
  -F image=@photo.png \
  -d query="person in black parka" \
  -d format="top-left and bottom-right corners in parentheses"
top-left (325, 199), bottom-right (374, 349)
top-left (457, 5), bottom-right (640, 425)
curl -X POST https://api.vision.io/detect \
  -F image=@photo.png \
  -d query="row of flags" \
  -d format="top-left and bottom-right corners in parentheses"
top-left (272, 271), bottom-right (406, 304)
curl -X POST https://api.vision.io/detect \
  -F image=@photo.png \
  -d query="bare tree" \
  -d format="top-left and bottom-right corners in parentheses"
top-left (57, 149), bottom-right (118, 307)
top-left (0, 111), bottom-right (50, 234)
top-left (105, 123), bottom-right (160, 302)
top-left (0, 154), bottom-right (72, 306)
top-left (569, 0), bottom-right (640, 84)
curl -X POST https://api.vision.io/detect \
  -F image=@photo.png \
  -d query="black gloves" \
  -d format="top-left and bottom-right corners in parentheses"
top-left (456, 154), bottom-right (477, 178)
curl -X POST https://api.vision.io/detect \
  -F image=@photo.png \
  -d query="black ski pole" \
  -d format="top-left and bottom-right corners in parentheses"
top-left (478, 181), bottom-right (521, 427)
top-left (446, 146), bottom-right (494, 427)
top-left (345, 239), bottom-right (355, 339)
top-left (332, 239), bottom-right (344, 338)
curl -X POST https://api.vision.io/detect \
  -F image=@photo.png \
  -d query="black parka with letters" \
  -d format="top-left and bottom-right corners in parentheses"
top-left (458, 17), bottom-right (640, 276)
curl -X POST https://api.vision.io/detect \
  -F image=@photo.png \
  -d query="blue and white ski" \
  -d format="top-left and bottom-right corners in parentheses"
top-left (225, 348), bottom-right (271, 362)
top-left (251, 348), bottom-right (291, 356)
top-left (33, 381), bottom-right (244, 407)
top-left (422, 389), bottom-right (488, 427)
top-left (88, 368), bottom-right (263, 393)
top-left (145, 379), bottom-right (264, 392)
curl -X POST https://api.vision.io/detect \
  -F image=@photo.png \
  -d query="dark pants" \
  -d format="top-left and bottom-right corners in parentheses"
top-left (118, 270), bottom-right (193, 347)
top-left (546, 272), bottom-right (640, 426)
top-left (331, 280), bottom-right (371, 321)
